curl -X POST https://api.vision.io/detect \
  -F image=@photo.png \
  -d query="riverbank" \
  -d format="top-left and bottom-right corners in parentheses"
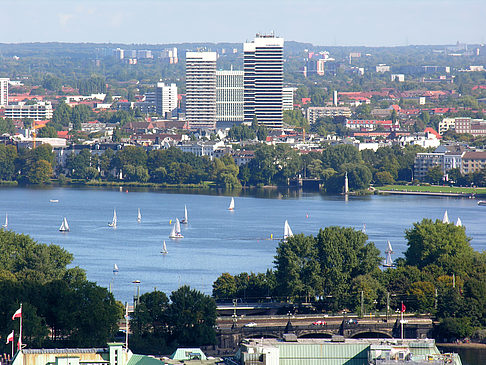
top-left (377, 184), bottom-right (486, 197)
top-left (437, 342), bottom-right (486, 349)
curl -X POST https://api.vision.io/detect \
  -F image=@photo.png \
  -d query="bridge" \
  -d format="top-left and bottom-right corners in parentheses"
top-left (213, 315), bottom-right (434, 355)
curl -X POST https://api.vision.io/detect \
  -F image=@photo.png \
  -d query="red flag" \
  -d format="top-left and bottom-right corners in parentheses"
top-left (401, 302), bottom-right (406, 313)
top-left (17, 339), bottom-right (21, 350)
top-left (6, 331), bottom-right (14, 344)
top-left (12, 307), bottom-right (21, 320)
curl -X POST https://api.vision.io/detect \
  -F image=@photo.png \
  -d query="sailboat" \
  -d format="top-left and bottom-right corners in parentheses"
top-left (361, 223), bottom-right (366, 234)
top-left (113, 264), bottom-right (119, 274)
top-left (228, 197), bottom-right (235, 211)
top-left (383, 240), bottom-right (395, 268)
top-left (161, 240), bottom-right (168, 254)
top-left (59, 217), bottom-right (70, 232)
top-left (283, 220), bottom-right (293, 240)
top-left (456, 217), bottom-right (462, 227)
top-left (181, 205), bottom-right (188, 224)
top-left (2, 213), bottom-right (7, 228)
top-left (137, 208), bottom-right (142, 223)
top-left (169, 218), bottom-right (183, 239)
top-left (109, 209), bottom-right (117, 228)
top-left (442, 210), bottom-right (450, 224)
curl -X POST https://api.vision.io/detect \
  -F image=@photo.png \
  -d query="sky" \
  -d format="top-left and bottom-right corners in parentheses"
top-left (3, 0), bottom-right (486, 46)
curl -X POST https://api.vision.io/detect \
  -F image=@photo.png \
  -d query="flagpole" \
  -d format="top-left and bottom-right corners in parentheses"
top-left (19, 303), bottom-right (22, 351)
top-left (125, 303), bottom-right (129, 351)
top-left (401, 301), bottom-right (404, 340)
top-left (11, 330), bottom-right (14, 358)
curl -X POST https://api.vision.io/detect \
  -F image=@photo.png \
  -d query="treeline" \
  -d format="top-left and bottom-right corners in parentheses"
top-left (212, 219), bottom-right (486, 341)
top-left (0, 229), bottom-right (122, 350)
top-left (130, 286), bottom-right (217, 355)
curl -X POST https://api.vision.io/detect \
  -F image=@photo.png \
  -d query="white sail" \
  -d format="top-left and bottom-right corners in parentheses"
top-left (228, 197), bottom-right (235, 210)
top-left (182, 205), bottom-right (188, 224)
top-left (109, 209), bottom-right (117, 228)
top-left (362, 223), bottom-right (366, 234)
top-left (113, 264), bottom-right (119, 273)
top-left (383, 240), bottom-right (395, 267)
top-left (59, 217), bottom-right (69, 232)
top-left (284, 220), bottom-right (293, 240)
top-left (161, 240), bottom-right (168, 254)
top-left (137, 208), bottom-right (141, 223)
top-left (442, 210), bottom-right (449, 224)
top-left (2, 213), bottom-right (7, 228)
top-left (169, 218), bottom-right (183, 238)
top-left (456, 217), bottom-right (462, 227)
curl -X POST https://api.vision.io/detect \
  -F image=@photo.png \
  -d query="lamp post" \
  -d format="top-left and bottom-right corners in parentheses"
top-left (132, 280), bottom-right (141, 309)
top-left (231, 299), bottom-right (238, 329)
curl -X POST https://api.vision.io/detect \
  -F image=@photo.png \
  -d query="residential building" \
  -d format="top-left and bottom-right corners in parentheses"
top-left (0, 78), bottom-right (8, 107)
top-left (5, 101), bottom-right (53, 120)
top-left (453, 117), bottom-right (486, 136)
top-left (344, 119), bottom-right (393, 131)
top-left (282, 87), bottom-right (296, 111)
top-left (439, 117), bottom-right (456, 135)
top-left (306, 107), bottom-right (352, 123)
top-left (155, 82), bottom-right (178, 118)
top-left (461, 151), bottom-right (486, 174)
top-left (414, 152), bottom-right (445, 179)
top-left (391, 74), bottom-right (405, 82)
top-left (306, 58), bottom-right (326, 76)
top-left (216, 70), bottom-right (244, 124)
top-left (232, 150), bottom-right (255, 166)
top-left (375, 64), bottom-right (390, 73)
top-left (114, 48), bottom-right (124, 59)
top-left (244, 34), bottom-right (284, 128)
top-left (160, 47), bottom-right (178, 64)
top-left (185, 51), bottom-right (217, 129)
top-left (137, 50), bottom-right (153, 59)
top-left (177, 140), bottom-right (228, 159)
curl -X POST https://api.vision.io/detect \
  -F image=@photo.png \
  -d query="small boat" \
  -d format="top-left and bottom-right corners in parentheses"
top-left (59, 217), bottom-right (70, 232)
top-left (478, 201), bottom-right (486, 206)
top-left (442, 210), bottom-right (449, 224)
top-left (383, 240), bottom-right (395, 268)
top-left (113, 264), bottom-right (119, 274)
top-left (137, 208), bottom-right (141, 223)
top-left (109, 209), bottom-right (117, 228)
top-left (161, 240), bottom-right (168, 254)
top-left (181, 205), bottom-right (188, 224)
top-left (2, 213), bottom-right (7, 228)
top-left (49, 199), bottom-right (59, 203)
top-left (283, 220), bottom-right (293, 240)
top-left (456, 217), bottom-right (462, 227)
top-left (361, 223), bottom-right (366, 234)
top-left (228, 197), bottom-right (235, 211)
top-left (169, 218), bottom-right (183, 239)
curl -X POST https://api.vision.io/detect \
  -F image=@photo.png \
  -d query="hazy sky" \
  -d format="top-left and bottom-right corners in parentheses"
top-left (3, 0), bottom-right (486, 46)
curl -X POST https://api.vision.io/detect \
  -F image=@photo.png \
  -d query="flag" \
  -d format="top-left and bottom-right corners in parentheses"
top-left (401, 302), bottom-right (406, 313)
top-left (12, 307), bottom-right (21, 320)
top-left (17, 339), bottom-right (21, 350)
top-left (6, 331), bottom-right (13, 344)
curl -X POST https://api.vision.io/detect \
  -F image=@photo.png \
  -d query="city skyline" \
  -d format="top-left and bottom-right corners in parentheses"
top-left (2, 0), bottom-right (485, 46)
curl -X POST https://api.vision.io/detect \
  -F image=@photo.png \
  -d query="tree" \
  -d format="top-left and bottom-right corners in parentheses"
top-left (0, 118), bottom-right (15, 134)
top-left (274, 234), bottom-right (322, 300)
top-left (51, 102), bottom-right (72, 129)
top-left (166, 286), bottom-right (217, 348)
top-left (212, 273), bottom-right (237, 300)
top-left (404, 219), bottom-right (475, 275)
top-left (426, 165), bottom-right (443, 184)
top-left (26, 160), bottom-right (53, 184)
top-left (374, 171), bottom-right (395, 186)
top-left (0, 144), bottom-right (18, 180)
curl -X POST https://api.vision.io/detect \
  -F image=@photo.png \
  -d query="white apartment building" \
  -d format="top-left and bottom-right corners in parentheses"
top-left (439, 117), bottom-right (456, 135)
top-left (306, 107), bottom-right (352, 123)
top-left (0, 78), bottom-right (9, 107)
top-left (244, 34), bottom-right (284, 128)
top-left (177, 140), bottom-right (227, 159)
top-left (5, 101), bottom-right (53, 120)
top-left (282, 87), bottom-right (296, 111)
top-left (216, 70), bottom-right (244, 123)
top-left (185, 52), bottom-right (217, 129)
top-left (155, 82), bottom-right (178, 118)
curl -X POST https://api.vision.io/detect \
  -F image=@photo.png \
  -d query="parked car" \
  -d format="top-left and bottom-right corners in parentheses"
top-left (244, 322), bottom-right (257, 327)
top-left (312, 320), bottom-right (327, 326)
top-left (346, 318), bottom-right (358, 325)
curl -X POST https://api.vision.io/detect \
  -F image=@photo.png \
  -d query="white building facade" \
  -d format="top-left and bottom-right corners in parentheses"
top-left (244, 34), bottom-right (284, 128)
top-left (282, 87), bottom-right (296, 111)
top-left (5, 101), bottom-right (53, 119)
top-left (155, 82), bottom-right (178, 118)
top-left (0, 78), bottom-right (8, 107)
top-left (185, 52), bottom-right (217, 129)
top-left (216, 70), bottom-right (244, 123)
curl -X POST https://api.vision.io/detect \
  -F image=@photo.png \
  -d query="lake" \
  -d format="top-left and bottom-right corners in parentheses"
top-left (0, 186), bottom-right (485, 304)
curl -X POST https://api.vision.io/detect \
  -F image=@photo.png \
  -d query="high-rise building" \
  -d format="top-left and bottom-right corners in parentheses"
top-left (244, 34), bottom-right (284, 128)
top-left (282, 87), bottom-right (296, 111)
top-left (185, 52), bottom-right (217, 129)
top-left (216, 70), bottom-right (244, 124)
top-left (0, 78), bottom-right (9, 107)
top-left (155, 82), bottom-right (178, 118)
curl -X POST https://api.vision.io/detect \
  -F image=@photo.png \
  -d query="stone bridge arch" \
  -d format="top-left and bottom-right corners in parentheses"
top-left (297, 332), bottom-right (333, 339)
top-left (349, 331), bottom-right (393, 339)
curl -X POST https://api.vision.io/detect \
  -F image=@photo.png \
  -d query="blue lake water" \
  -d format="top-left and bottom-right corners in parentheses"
top-left (1, 186), bottom-right (485, 303)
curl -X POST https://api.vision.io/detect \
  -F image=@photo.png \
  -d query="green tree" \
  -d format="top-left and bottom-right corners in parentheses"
top-left (404, 219), bottom-right (474, 274)
top-left (0, 144), bottom-right (18, 180)
top-left (212, 273), bottom-right (237, 300)
top-left (0, 118), bottom-right (15, 134)
top-left (374, 171), bottom-right (395, 186)
top-left (26, 160), bottom-right (53, 184)
top-left (426, 165), bottom-right (443, 184)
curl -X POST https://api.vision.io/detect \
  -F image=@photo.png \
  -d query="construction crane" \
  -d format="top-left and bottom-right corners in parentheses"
top-left (293, 126), bottom-right (306, 142)
top-left (32, 120), bottom-right (44, 149)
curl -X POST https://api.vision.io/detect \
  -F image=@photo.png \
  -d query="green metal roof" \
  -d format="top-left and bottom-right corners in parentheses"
top-left (277, 343), bottom-right (370, 364)
top-left (127, 354), bottom-right (164, 365)
top-left (170, 348), bottom-right (207, 361)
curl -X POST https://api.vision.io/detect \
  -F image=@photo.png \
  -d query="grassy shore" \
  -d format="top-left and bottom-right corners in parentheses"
top-left (378, 184), bottom-right (486, 195)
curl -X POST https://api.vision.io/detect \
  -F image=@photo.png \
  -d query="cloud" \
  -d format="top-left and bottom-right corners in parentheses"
top-left (58, 13), bottom-right (74, 27)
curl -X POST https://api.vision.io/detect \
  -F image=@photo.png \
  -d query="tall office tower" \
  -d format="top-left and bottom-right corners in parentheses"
top-left (114, 48), bottom-right (124, 60)
top-left (155, 82), bottom-right (178, 118)
top-left (243, 34), bottom-right (284, 128)
top-left (0, 78), bottom-right (8, 107)
top-left (216, 70), bottom-right (244, 124)
top-left (185, 52), bottom-right (217, 129)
